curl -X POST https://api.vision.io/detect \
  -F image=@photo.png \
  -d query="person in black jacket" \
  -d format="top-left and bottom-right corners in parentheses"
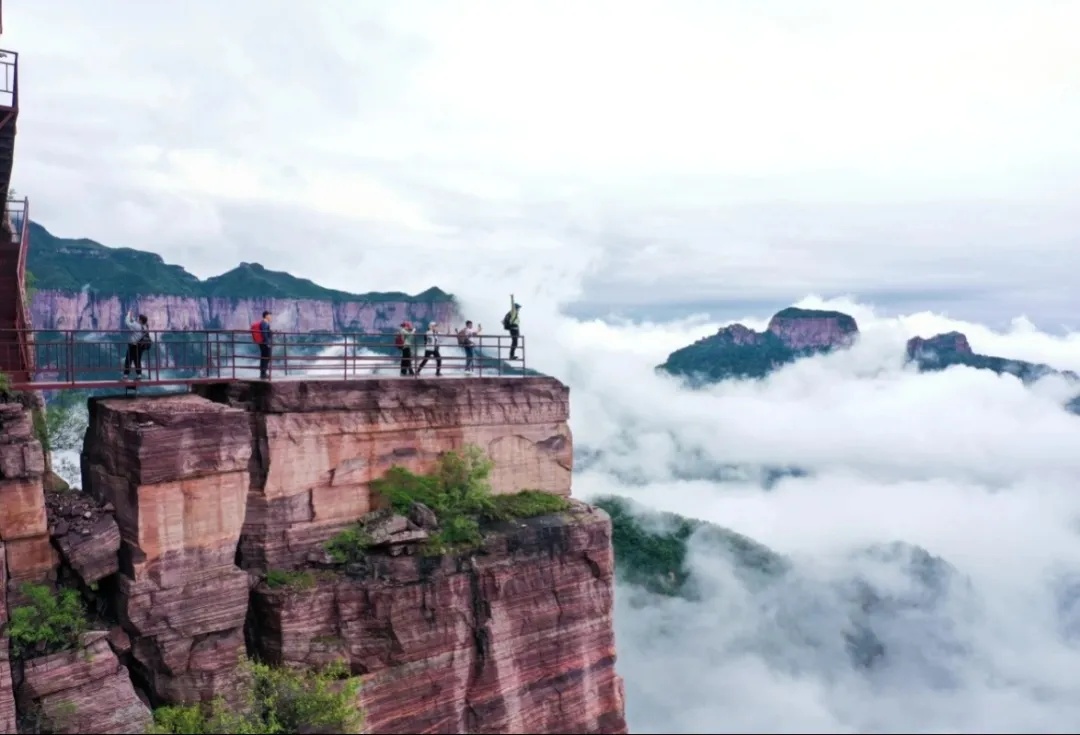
top-left (258, 311), bottom-right (273, 379)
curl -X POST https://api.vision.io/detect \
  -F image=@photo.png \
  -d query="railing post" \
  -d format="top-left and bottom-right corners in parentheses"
top-left (65, 330), bottom-right (74, 385)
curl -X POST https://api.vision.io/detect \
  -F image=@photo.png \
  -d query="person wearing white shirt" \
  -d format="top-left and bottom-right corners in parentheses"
top-left (416, 322), bottom-right (443, 377)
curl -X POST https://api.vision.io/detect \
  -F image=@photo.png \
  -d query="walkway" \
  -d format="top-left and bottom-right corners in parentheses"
top-left (0, 328), bottom-right (529, 391)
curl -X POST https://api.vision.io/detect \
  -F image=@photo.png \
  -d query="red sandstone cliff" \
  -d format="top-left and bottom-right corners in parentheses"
top-left (0, 398), bottom-right (150, 734)
top-left (0, 377), bottom-right (625, 734)
top-left (31, 290), bottom-right (458, 334)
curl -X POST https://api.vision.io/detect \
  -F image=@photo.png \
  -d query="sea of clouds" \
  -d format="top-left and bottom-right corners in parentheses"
top-left (46, 294), bottom-right (1080, 733)
top-left (515, 295), bottom-right (1080, 734)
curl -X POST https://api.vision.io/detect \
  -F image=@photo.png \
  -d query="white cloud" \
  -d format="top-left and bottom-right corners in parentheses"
top-left (517, 296), bottom-right (1080, 733)
top-left (4, 1), bottom-right (1080, 322)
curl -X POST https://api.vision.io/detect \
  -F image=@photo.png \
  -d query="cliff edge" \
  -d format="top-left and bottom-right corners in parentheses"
top-left (0, 377), bottom-right (626, 734)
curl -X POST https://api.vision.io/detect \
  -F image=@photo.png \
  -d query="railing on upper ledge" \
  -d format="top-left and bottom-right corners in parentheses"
top-left (7, 197), bottom-right (33, 377)
top-left (0, 48), bottom-right (17, 111)
top-left (0, 328), bottom-right (530, 391)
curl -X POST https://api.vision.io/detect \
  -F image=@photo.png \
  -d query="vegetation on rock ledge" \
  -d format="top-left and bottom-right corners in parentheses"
top-left (148, 659), bottom-right (363, 734)
top-left (7, 582), bottom-right (89, 659)
top-left (264, 569), bottom-right (317, 590)
top-left (326, 446), bottom-right (571, 559)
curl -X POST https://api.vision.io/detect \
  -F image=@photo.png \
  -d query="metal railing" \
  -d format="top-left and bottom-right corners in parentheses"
top-left (0, 328), bottom-right (529, 391)
top-left (0, 49), bottom-right (17, 110)
top-left (6, 195), bottom-right (24, 244)
top-left (9, 197), bottom-right (32, 378)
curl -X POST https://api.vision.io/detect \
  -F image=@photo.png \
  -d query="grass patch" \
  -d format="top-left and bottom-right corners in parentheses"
top-left (487, 490), bottom-right (571, 521)
top-left (7, 583), bottom-right (89, 659)
top-left (148, 659), bottom-right (363, 734)
top-left (325, 446), bottom-right (572, 559)
top-left (264, 569), bottom-right (316, 591)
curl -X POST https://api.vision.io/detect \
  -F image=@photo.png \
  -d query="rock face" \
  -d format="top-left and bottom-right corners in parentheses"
top-left (0, 400), bottom-right (148, 734)
top-left (81, 394), bottom-right (253, 703)
top-left (18, 631), bottom-right (151, 734)
top-left (3, 374), bottom-right (626, 734)
top-left (0, 399), bottom-right (50, 734)
top-left (765, 307), bottom-right (859, 350)
top-left (250, 503), bottom-right (627, 734)
top-left (0, 646), bottom-right (15, 734)
top-left (660, 306), bottom-right (860, 383)
top-left (905, 331), bottom-right (973, 360)
top-left (0, 401), bottom-right (56, 588)
top-left (905, 331), bottom-right (1078, 388)
top-left (32, 290), bottom-right (458, 334)
top-left (192, 377), bottom-right (573, 571)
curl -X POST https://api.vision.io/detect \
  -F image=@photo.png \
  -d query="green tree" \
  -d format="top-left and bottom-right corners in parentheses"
top-left (148, 659), bottom-right (363, 734)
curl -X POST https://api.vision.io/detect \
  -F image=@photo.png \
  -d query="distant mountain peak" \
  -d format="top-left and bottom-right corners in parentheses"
top-left (26, 220), bottom-right (453, 304)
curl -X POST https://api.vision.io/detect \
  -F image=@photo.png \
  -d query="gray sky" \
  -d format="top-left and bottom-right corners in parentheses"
top-left (5, 0), bottom-right (1080, 325)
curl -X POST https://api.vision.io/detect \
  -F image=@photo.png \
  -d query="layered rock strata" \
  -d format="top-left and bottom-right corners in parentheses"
top-left (193, 377), bottom-right (573, 571)
top-left (80, 394), bottom-right (253, 704)
top-left (249, 502), bottom-right (627, 734)
top-left (32, 290), bottom-right (457, 334)
top-left (17, 631), bottom-right (151, 734)
top-left (3, 375), bottom-right (626, 733)
top-left (0, 401), bottom-right (57, 589)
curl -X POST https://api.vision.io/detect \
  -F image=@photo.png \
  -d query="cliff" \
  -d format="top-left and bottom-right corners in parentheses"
top-left (0, 378), bottom-right (626, 734)
top-left (26, 222), bottom-right (456, 332)
top-left (661, 307), bottom-right (1078, 395)
top-left (905, 331), bottom-right (1077, 383)
top-left (659, 306), bottom-right (859, 382)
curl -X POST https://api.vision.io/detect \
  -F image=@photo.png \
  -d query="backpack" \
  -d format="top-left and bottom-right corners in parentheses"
top-left (502, 311), bottom-right (513, 330)
top-left (137, 327), bottom-right (152, 347)
top-left (250, 321), bottom-right (263, 344)
top-left (394, 332), bottom-right (405, 348)
top-left (456, 328), bottom-right (469, 346)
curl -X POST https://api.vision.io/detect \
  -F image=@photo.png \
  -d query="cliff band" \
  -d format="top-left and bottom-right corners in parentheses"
top-left (0, 376), bottom-right (625, 733)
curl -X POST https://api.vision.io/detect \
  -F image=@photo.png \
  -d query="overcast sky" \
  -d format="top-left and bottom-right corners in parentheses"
top-left (5, 1), bottom-right (1079, 325)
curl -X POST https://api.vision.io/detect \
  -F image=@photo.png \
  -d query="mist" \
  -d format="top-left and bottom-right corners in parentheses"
top-left (474, 294), bottom-right (1080, 734)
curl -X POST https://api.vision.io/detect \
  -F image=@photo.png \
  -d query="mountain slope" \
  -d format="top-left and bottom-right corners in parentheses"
top-left (26, 221), bottom-right (451, 303)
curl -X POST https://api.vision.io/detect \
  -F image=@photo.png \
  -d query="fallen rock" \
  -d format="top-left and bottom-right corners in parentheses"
top-left (107, 626), bottom-right (132, 656)
top-left (45, 488), bottom-right (122, 584)
top-left (18, 631), bottom-right (152, 734)
top-left (408, 501), bottom-right (439, 530)
top-left (44, 469), bottom-right (70, 493)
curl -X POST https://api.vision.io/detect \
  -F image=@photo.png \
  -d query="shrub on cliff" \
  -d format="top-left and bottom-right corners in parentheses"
top-left (7, 582), bottom-right (89, 659)
top-left (328, 446), bottom-right (571, 557)
top-left (148, 659), bottom-right (363, 734)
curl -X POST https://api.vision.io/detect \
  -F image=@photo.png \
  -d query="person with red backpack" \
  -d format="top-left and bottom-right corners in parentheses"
top-left (251, 311), bottom-right (273, 379)
top-left (395, 321), bottom-right (416, 376)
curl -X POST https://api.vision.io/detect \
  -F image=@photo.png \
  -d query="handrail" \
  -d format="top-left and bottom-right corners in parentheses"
top-left (0, 327), bottom-right (530, 391)
top-left (13, 197), bottom-right (32, 376)
top-left (0, 49), bottom-right (17, 110)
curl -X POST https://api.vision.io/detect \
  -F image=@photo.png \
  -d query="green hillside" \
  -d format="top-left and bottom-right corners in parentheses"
top-left (26, 222), bottom-right (453, 303)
